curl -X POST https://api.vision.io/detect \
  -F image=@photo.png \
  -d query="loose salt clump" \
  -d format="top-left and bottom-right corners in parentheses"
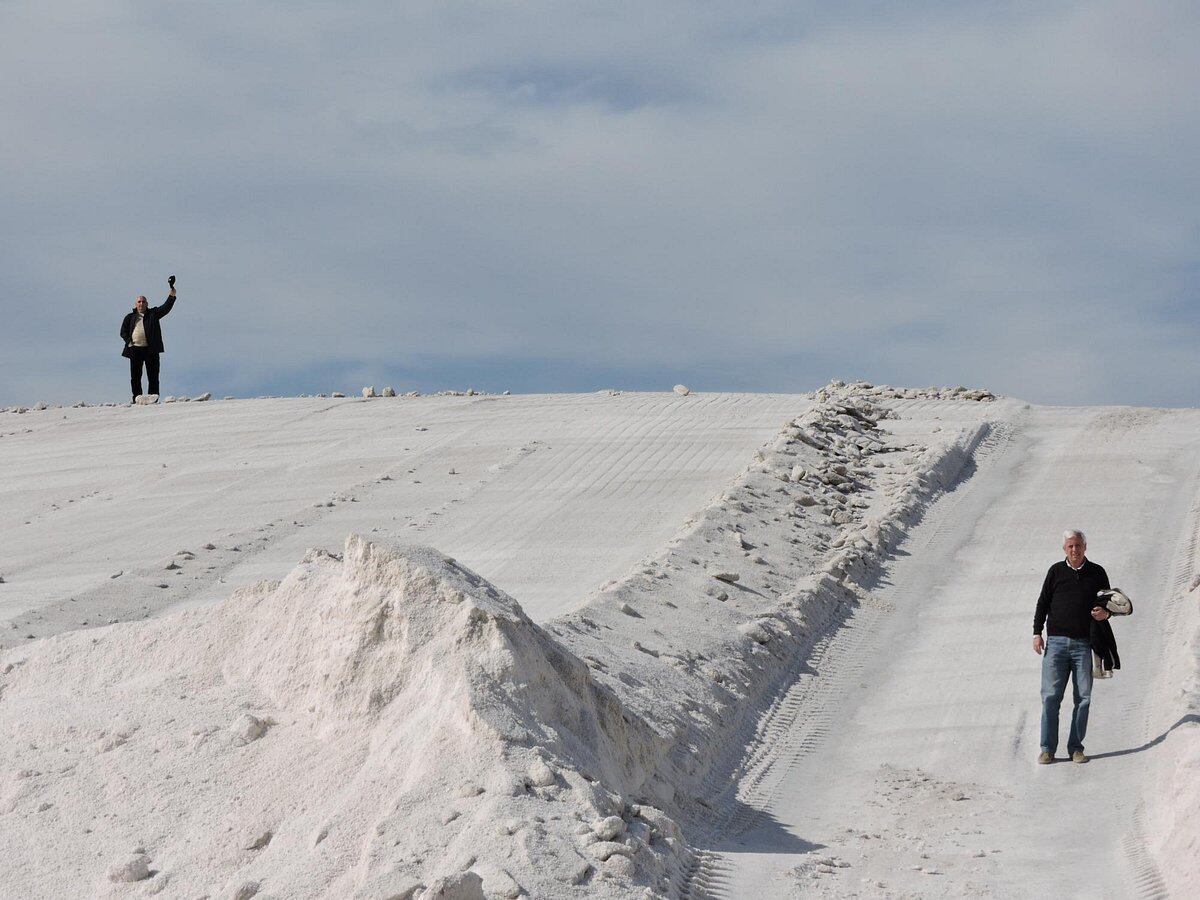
top-left (243, 829), bottom-right (272, 850)
top-left (527, 758), bottom-right (556, 787)
top-left (418, 871), bottom-right (484, 899)
top-left (134, 394), bottom-right (159, 405)
top-left (673, 384), bottom-right (691, 396)
top-left (107, 854), bottom-right (151, 883)
top-left (231, 713), bottom-right (269, 745)
top-left (382, 386), bottom-right (396, 397)
top-left (588, 840), bottom-right (633, 861)
top-left (193, 392), bottom-right (211, 402)
top-left (362, 386), bottom-right (377, 398)
top-left (231, 880), bottom-right (260, 899)
top-left (592, 815), bottom-right (626, 841)
top-left (331, 392), bottom-right (345, 398)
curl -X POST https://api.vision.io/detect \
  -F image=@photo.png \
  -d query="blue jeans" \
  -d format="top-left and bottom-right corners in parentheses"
top-left (1040, 636), bottom-right (1093, 755)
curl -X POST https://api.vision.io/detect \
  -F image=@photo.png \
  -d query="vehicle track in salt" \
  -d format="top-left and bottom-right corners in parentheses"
top-left (676, 421), bottom-right (1016, 900)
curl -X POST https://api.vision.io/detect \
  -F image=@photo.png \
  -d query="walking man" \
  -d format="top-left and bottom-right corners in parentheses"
top-left (120, 275), bottom-right (177, 401)
top-left (1033, 529), bottom-right (1111, 764)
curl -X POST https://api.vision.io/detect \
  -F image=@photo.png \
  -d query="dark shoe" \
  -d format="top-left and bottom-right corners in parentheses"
top-left (1071, 751), bottom-right (1088, 764)
top-left (1037, 751), bottom-right (1053, 765)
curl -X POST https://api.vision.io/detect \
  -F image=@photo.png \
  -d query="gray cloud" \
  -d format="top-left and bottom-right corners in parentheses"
top-left (1, 1), bottom-right (1197, 406)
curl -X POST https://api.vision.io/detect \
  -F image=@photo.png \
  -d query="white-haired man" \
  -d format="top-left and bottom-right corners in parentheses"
top-left (1032, 530), bottom-right (1111, 764)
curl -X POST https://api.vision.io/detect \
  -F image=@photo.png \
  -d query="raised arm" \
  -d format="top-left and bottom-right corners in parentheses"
top-left (153, 288), bottom-right (177, 318)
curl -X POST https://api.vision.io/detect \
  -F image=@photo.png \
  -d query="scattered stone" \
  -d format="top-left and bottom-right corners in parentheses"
top-left (331, 392), bottom-right (345, 398)
top-left (311, 825), bottom-right (329, 847)
top-left (193, 392), bottom-right (211, 402)
top-left (362, 386), bottom-right (377, 398)
top-left (673, 384), bottom-right (691, 396)
top-left (232, 880), bottom-right (260, 899)
top-left (382, 386), bottom-right (396, 397)
top-left (223, 396), bottom-right (235, 401)
top-left (202, 543), bottom-right (216, 550)
top-left (134, 394), bottom-right (159, 405)
top-left (712, 572), bottom-right (740, 583)
top-left (453, 782), bottom-right (484, 799)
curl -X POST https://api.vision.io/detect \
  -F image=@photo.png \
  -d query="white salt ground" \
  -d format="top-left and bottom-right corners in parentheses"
top-left (1, 383), bottom-right (1197, 898)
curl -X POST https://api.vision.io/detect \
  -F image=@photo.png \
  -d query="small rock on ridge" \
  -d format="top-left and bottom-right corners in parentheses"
top-left (673, 384), bottom-right (691, 396)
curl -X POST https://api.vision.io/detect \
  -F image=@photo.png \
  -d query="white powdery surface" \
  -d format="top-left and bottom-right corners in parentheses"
top-left (0, 536), bottom-right (684, 898)
top-left (0, 382), bottom-right (993, 899)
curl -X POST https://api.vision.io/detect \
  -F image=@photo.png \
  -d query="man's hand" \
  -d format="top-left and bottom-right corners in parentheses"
top-left (1091, 607), bottom-right (1110, 621)
top-left (1033, 635), bottom-right (1044, 655)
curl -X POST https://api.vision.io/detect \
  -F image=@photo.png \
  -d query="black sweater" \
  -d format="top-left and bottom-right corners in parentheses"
top-left (1033, 559), bottom-right (1110, 639)
top-left (120, 294), bottom-right (176, 358)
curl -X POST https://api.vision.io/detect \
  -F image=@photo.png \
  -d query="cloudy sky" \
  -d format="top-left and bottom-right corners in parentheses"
top-left (2, 1), bottom-right (1197, 406)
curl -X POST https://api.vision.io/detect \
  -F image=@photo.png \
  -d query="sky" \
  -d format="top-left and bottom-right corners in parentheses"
top-left (1, 1), bottom-right (1198, 407)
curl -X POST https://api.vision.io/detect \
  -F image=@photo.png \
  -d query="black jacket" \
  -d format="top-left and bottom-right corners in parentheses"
top-left (120, 294), bottom-right (175, 357)
top-left (1033, 559), bottom-right (1110, 639)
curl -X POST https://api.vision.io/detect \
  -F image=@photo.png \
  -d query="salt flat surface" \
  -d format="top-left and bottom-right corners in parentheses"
top-left (1, 387), bottom-right (1198, 899)
top-left (0, 391), bottom-right (807, 635)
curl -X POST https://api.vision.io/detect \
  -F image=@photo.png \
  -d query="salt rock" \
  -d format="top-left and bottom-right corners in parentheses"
top-left (739, 621), bottom-right (772, 644)
top-left (528, 758), bottom-right (557, 787)
top-left (107, 854), bottom-right (151, 882)
top-left (480, 867), bottom-right (522, 899)
top-left (592, 815), bottom-right (626, 841)
top-left (588, 840), bottom-right (633, 861)
top-left (231, 713), bottom-right (269, 745)
top-left (34, 401), bottom-right (48, 410)
top-left (791, 465), bottom-right (808, 481)
top-left (331, 392), bottom-right (345, 398)
top-left (604, 853), bottom-right (636, 878)
top-left (163, 396), bottom-right (177, 403)
top-left (673, 384), bottom-right (691, 396)
top-left (712, 572), bottom-right (740, 583)
top-left (193, 392), bottom-right (211, 402)
top-left (134, 394), bottom-right (159, 405)
top-left (223, 396), bottom-right (235, 400)
top-left (417, 871), bottom-right (485, 900)
top-left (232, 880), bottom-right (260, 899)
top-left (362, 386), bottom-right (377, 398)
top-left (243, 829), bottom-right (272, 850)
top-left (382, 386), bottom-right (396, 397)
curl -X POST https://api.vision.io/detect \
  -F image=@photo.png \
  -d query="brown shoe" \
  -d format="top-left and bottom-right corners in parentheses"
top-left (1071, 751), bottom-right (1088, 764)
top-left (1037, 751), bottom-right (1053, 765)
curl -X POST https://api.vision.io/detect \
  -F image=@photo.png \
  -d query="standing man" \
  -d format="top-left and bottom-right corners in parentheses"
top-left (120, 275), bottom-right (177, 401)
top-left (1032, 529), bottom-right (1111, 764)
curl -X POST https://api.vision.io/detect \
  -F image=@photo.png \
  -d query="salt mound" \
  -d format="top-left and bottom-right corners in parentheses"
top-left (0, 536), bottom-right (680, 897)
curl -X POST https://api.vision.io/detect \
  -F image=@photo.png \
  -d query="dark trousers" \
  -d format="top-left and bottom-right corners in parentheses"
top-left (128, 348), bottom-right (161, 398)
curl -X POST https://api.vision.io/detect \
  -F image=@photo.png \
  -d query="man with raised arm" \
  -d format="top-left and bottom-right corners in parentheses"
top-left (120, 275), bottom-right (177, 402)
top-left (1032, 529), bottom-right (1111, 764)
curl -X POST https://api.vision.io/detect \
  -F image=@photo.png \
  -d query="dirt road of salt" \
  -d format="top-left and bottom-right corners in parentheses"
top-left (700, 403), bottom-right (1200, 898)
